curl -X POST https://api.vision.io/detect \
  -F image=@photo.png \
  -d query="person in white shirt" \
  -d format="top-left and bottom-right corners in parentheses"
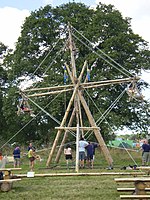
top-left (79, 137), bottom-right (88, 168)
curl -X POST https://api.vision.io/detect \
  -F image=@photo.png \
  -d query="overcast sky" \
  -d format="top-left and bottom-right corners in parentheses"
top-left (0, 0), bottom-right (149, 99)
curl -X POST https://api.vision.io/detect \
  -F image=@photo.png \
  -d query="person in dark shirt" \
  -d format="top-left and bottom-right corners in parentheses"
top-left (141, 140), bottom-right (150, 166)
top-left (86, 142), bottom-right (94, 169)
top-left (92, 142), bottom-right (99, 160)
top-left (13, 146), bottom-right (21, 167)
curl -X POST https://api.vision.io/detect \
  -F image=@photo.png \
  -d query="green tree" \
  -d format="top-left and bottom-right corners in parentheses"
top-left (2, 2), bottom-right (150, 145)
top-left (0, 42), bottom-right (9, 143)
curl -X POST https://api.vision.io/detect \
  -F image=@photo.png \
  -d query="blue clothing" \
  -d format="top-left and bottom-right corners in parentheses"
top-left (13, 148), bottom-right (20, 159)
top-left (86, 144), bottom-right (94, 156)
top-left (92, 143), bottom-right (98, 155)
top-left (79, 152), bottom-right (86, 160)
top-left (28, 146), bottom-right (32, 151)
top-left (142, 143), bottom-right (150, 152)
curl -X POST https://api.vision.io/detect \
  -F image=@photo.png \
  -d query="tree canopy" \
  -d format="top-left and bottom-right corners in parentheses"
top-left (1, 2), bottom-right (150, 147)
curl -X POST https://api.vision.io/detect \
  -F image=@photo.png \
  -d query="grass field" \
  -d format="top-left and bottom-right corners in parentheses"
top-left (0, 148), bottom-right (144, 199)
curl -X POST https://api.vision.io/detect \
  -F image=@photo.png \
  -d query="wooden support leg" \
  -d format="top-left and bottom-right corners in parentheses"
top-left (46, 129), bottom-right (62, 167)
top-left (78, 91), bottom-right (113, 166)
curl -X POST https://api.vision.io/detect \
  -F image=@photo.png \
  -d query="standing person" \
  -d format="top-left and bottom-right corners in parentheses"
top-left (79, 137), bottom-right (88, 168)
top-left (64, 144), bottom-right (73, 169)
top-left (13, 146), bottom-right (21, 168)
top-left (28, 147), bottom-right (36, 171)
top-left (86, 142), bottom-right (94, 169)
top-left (0, 153), bottom-right (9, 168)
top-left (141, 140), bottom-right (150, 166)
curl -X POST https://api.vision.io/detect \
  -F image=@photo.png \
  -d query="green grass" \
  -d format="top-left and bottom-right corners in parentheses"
top-left (0, 148), bottom-right (143, 199)
top-left (0, 176), bottom-right (121, 200)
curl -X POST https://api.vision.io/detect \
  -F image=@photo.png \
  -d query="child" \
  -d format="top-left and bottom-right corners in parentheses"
top-left (64, 144), bottom-right (73, 169)
top-left (28, 147), bottom-right (36, 171)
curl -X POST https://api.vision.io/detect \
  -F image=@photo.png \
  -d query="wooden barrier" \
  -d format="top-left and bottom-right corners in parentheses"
top-left (117, 188), bottom-right (150, 192)
top-left (115, 177), bottom-right (150, 199)
top-left (120, 195), bottom-right (150, 199)
top-left (136, 167), bottom-right (150, 170)
top-left (14, 172), bottom-right (145, 178)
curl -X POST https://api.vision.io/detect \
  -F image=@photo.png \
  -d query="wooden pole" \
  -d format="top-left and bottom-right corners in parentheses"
top-left (81, 77), bottom-right (140, 88)
top-left (75, 124), bottom-right (79, 173)
top-left (23, 84), bottom-right (74, 92)
top-left (27, 88), bottom-right (73, 97)
top-left (68, 23), bottom-right (77, 79)
top-left (69, 23), bottom-right (80, 173)
top-left (78, 97), bottom-right (84, 137)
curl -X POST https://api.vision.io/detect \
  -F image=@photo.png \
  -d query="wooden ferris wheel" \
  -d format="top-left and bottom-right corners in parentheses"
top-left (21, 23), bottom-right (140, 169)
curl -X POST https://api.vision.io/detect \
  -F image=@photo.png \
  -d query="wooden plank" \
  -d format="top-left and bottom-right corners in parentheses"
top-left (14, 172), bottom-right (145, 178)
top-left (120, 195), bottom-right (150, 199)
top-left (55, 126), bottom-right (100, 130)
top-left (117, 188), bottom-right (150, 192)
top-left (115, 177), bottom-right (150, 182)
top-left (136, 167), bottom-right (150, 170)
top-left (1, 168), bottom-right (22, 170)
top-left (0, 178), bottom-right (21, 182)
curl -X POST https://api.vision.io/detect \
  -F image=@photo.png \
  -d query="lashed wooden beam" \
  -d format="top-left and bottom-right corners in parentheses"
top-left (23, 84), bottom-right (73, 92)
top-left (24, 76), bottom-right (140, 98)
top-left (55, 127), bottom-right (100, 130)
top-left (27, 88), bottom-right (73, 97)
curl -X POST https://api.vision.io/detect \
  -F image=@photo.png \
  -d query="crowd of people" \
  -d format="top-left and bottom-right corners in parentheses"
top-left (64, 138), bottom-right (150, 169)
top-left (0, 138), bottom-right (150, 173)
top-left (64, 137), bottom-right (99, 169)
top-left (0, 142), bottom-right (37, 173)
top-left (12, 143), bottom-right (37, 171)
